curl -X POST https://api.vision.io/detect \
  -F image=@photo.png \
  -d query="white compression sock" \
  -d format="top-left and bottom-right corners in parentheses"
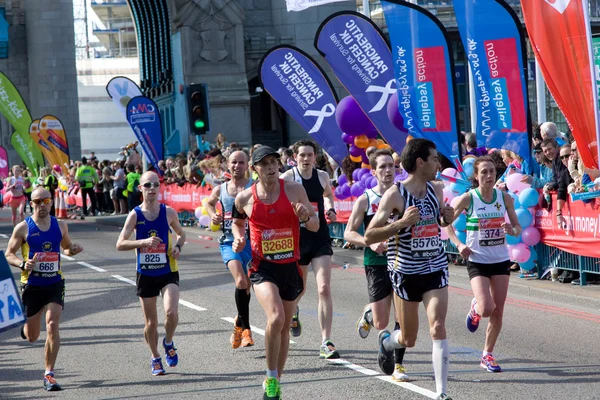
top-left (432, 339), bottom-right (449, 395)
top-left (382, 330), bottom-right (404, 351)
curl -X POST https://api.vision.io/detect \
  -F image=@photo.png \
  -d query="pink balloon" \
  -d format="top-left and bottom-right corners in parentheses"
top-left (506, 173), bottom-right (531, 195)
top-left (442, 168), bottom-right (459, 179)
top-left (511, 243), bottom-right (530, 263)
top-left (440, 227), bottom-right (449, 240)
top-left (450, 196), bottom-right (461, 208)
top-left (442, 187), bottom-right (455, 205)
top-left (521, 226), bottom-right (541, 246)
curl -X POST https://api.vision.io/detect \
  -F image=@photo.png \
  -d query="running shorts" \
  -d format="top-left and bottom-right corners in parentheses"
top-left (21, 280), bottom-right (65, 317)
top-left (249, 261), bottom-right (303, 302)
top-left (136, 271), bottom-right (179, 298)
top-left (299, 238), bottom-right (333, 266)
top-left (220, 242), bottom-right (252, 274)
top-left (365, 264), bottom-right (393, 303)
top-left (467, 260), bottom-right (511, 280)
top-left (390, 268), bottom-right (449, 302)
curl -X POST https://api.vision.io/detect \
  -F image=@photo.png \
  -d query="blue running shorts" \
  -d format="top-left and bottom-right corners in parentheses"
top-left (220, 242), bottom-right (252, 274)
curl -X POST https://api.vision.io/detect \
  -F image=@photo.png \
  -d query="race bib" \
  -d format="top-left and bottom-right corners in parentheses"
top-left (223, 211), bottom-right (248, 233)
top-left (33, 252), bottom-right (60, 273)
top-left (478, 217), bottom-right (505, 246)
top-left (261, 228), bottom-right (295, 261)
top-left (139, 244), bottom-right (167, 270)
top-left (411, 219), bottom-right (440, 259)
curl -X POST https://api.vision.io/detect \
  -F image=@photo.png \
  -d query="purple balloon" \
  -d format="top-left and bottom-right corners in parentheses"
top-left (360, 171), bottom-right (372, 183)
top-left (387, 92), bottom-right (407, 132)
top-left (365, 127), bottom-right (378, 139)
top-left (342, 132), bottom-right (355, 145)
top-left (351, 168), bottom-right (360, 182)
top-left (368, 176), bottom-right (378, 189)
top-left (361, 154), bottom-right (370, 164)
top-left (335, 96), bottom-right (373, 136)
top-left (338, 174), bottom-right (348, 186)
top-left (350, 181), bottom-right (366, 197)
top-left (341, 183), bottom-right (351, 198)
top-left (349, 145), bottom-right (365, 157)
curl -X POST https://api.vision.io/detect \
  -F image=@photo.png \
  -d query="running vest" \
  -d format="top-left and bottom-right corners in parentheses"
top-left (134, 204), bottom-right (178, 276)
top-left (387, 182), bottom-right (447, 275)
top-left (364, 188), bottom-right (386, 266)
top-left (9, 177), bottom-right (24, 197)
top-left (249, 179), bottom-right (300, 266)
top-left (21, 216), bottom-right (63, 286)
top-left (291, 167), bottom-right (329, 239)
top-left (465, 188), bottom-right (510, 264)
top-left (219, 179), bottom-right (253, 244)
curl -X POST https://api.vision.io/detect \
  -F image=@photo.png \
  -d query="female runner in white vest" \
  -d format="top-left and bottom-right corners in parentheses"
top-left (446, 156), bottom-right (521, 373)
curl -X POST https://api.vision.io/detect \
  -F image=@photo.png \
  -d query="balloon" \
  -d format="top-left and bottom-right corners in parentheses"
top-left (516, 208), bottom-right (533, 228)
top-left (338, 174), bottom-right (348, 186)
top-left (361, 154), bottom-right (370, 164)
top-left (386, 91), bottom-right (406, 131)
top-left (202, 197), bottom-right (209, 205)
top-left (198, 215), bottom-right (211, 226)
top-left (336, 187), bottom-right (348, 200)
top-left (397, 169), bottom-right (408, 180)
top-left (210, 222), bottom-right (220, 232)
top-left (453, 213), bottom-right (466, 231)
top-left (511, 243), bottom-right (531, 263)
top-left (450, 182), bottom-right (469, 196)
top-left (342, 133), bottom-right (355, 145)
top-left (194, 207), bottom-right (203, 219)
top-left (352, 168), bottom-right (361, 182)
top-left (506, 233), bottom-right (522, 245)
top-left (406, 135), bottom-right (413, 144)
top-left (508, 192), bottom-right (521, 209)
top-left (463, 158), bottom-right (475, 178)
top-left (368, 177), bottom-right (378, 189)
top-left (442, 187), bottom-right (456, 205)
top-left (53, 164), bottom-right (62, 173)
top-left (361, 162), bottom-right (371, 169)
top-left (350, 154), bottom-right (362, 163)
top-left (354, 135), bottom-right (370, 149)
top-left (350, 182), bottom-right (366, 197)
top-left (360, 171), bottom-right (372, 183)
top-left (376, 139), bottom-right (385, 146)
top-left (519, 246), bottom-right (538, 271)
top-left (365, 128), bottom-right (378, 139)
top-left (456, 230), bottom-right (466, 244)
top-left (521, 226), bottom-right (541, 246)
top-left (341, 183), bottom-right (351, 198)
top-left (442, 168), bottom-right (459, 179)
top-left (506, 173), bottom-right (531, 195)
top-left (201, 207), bottom-right (209, 216)
top-left (519, 188), bottom-right (539, 208)
top-left (440, 227), bottom-right (449, 240)
top-left (450, 196), bottom-right (461, 209)
top-left (368, 138), bottom-right (378, 148)
top-left (349, 145), bottom-right (364, 157)
top-left (335, 96), bottom-right (373, 135)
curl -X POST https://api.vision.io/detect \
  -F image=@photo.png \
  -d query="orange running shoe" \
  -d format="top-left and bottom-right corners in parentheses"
top-left (230, 325), bottom-right (243, 349)
top-left (241, 329), bottom-right (254, 347)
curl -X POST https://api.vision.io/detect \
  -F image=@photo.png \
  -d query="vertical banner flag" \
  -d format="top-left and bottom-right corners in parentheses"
top-left (126, 96), bottom-right (164, 174)
top-left (454, 0), bottom-right (531, 167)
top-left (0, 146), bottom-right (8, 178)
top-left (381, 0), bottom-right (460, 161)
top-left (521, 0), bottom-right (600, 168)
top-left (29, 119), bottom-right (56, 167)
top-left (0, 252), bottom-right (25, 333)
top-left (286, 0), bottom-right (351, 12)
top-left (259, 45), bottom-right (349, 166)
top-left (106, 76), bottom-right (144, 120)
top-left (10, 132), bottom-right (40, 174)
top-left (315, 11), bottom-right (408, 153)
top-left (592, 37), bottom-right (600, 114)
top-left (39, 116), bottom-right (70, 172)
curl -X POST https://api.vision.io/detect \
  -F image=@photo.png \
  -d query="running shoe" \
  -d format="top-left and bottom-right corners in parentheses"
top-left (356, 305), bottom-right (373, 339)
top-left (163, 338), bottom-right (178, 367)
top-left (392, 364), bottom-right (410, 382)
top-left (263, 377), bottom-right (281, 399)
top-left (377, 330), bottom-right (394, 375)
top-left (231, 324), bottom-right (243, 349)
top-left (437, 394), bottom-right (453, 400)
top-left (151, 357), bottom-right (166, 376)
top-left (43, 372), bottom-right (62, 391)
top-left (290, 305), bottom-right (302, 337)
top-left (319, 340), bottom-right (340, 359)
top-left (480, 354), bottom-right (502, 372)
top-left (466, 298), bottom-right (481, 333)
top-left (241, 329), bottom-right (254, 347)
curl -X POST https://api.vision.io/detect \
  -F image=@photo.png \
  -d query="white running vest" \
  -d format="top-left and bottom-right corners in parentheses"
top-left (465, 188), bottom-right (510, 264)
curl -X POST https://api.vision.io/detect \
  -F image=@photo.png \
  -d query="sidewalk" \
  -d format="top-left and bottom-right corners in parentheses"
top-left (85, 215), bottom-right (600, 311)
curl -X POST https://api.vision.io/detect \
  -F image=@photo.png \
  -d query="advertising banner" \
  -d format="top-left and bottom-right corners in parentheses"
top-left (29, 119), bottom-right (56, 167)
top-left (454, 0), bottom-right (531, 166)
top-left (315, 11), bottom-right (407, 153)
top-left (39, 116), bottom-right (69, 172)
top-left (381, 0), bottom-right (460, 161)
top-left (521, 0), bottom-right (600, 168)
top-left (0, 72), bottom-right (33, 135)
top-left (126, 96), bottom-right (164, 174)
top-left (0, 146), bottom-right (8, 178)
top-left (10, 132), bottom-right (40, 175)
top-left (0, 252), bottom-right (26, 334)
top-left (593, 37), bottom-right (600, 114)
top-left (259, 45), bottom-right (349, 166)
top-left (106, 76), bottom-right (143, 120)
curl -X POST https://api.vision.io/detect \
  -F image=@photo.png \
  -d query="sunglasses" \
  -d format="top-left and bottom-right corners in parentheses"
top-left (142, 182), bottom-right (160, 188)
top-left (32, 198), bottom-right (52, 205)
top-left (560, 154), bottom-right (571, 160)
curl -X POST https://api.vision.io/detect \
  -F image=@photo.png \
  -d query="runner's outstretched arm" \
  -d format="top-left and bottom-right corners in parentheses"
top-left (5, 221), bottom-right (27, 267)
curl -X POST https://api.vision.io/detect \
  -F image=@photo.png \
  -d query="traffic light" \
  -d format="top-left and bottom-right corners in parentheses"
top-left (186, 83), bottom-right (210, 135)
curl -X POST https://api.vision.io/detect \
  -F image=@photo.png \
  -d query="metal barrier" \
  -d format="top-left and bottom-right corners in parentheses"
top-left (178, 211), bottom-right (197, 227)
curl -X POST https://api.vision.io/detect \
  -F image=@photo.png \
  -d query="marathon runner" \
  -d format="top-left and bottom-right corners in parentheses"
top-left (446, 156), bottom-right (521, 372)
top-left (232, 146), bottom-right (317, 400)
top-left (344, 149), bottom-right (409, 382)
top-left (280, 140), bottom-right (339, 359)
top-left (116, 171), bottom-right (186, 376)
top-left (206, 150), bottom-right (255, 349)
top-left (365, 139), bottom-right (454, 400)
top-left (6, 165), bottom-right (26, 226)
top-left (5, 187), bottom-right (84, 391)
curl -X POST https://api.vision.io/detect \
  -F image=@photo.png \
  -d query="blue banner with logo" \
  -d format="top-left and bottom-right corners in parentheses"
top-left (381, 0), bottom-right (460, 161)
top-left (315, 11), bottom-right (407, 153)
top-left (454, 0), bottom-right (531, 168)
top-left (0, 251), bottom-right (25, 334)
top-left (259, 45), bottom-right (348, 166)
top-left (126, 96), bottom-right (164, 175)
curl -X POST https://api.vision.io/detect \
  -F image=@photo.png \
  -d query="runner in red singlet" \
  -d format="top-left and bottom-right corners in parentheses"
top-left (232, 146), bottom-right (318, 400)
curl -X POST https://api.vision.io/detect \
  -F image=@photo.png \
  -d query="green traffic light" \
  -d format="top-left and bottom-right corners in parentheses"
top-left (194, 120), bottom-right (205, 129)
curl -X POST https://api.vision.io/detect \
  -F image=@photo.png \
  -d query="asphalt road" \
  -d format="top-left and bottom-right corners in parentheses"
top-left (1, 216), bottom-right (600, 400)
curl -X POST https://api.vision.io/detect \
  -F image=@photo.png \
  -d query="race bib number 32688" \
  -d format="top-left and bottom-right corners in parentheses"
top-left (261, 229), bottom-right (294, 261)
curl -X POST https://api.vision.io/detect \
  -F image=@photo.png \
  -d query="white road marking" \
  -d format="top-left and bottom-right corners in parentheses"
top-left (179, 299), bottom-right (207, 311)
top-left (77, 261), bottom-right (106, 273)
top-left (221, 316), bottom-right (296, 344)
top-left (111, 274), bottom-right (136, 286)
top-left (327, 359), bottom-right (438, 399)
top-left (62, 255), bottom-right (75, 261)
top-left (0, 233), bottom-right (8, 238)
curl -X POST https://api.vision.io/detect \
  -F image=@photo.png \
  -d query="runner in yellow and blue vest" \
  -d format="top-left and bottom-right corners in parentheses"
top-left (75, 157), bottom-right (99, 216)
top-left (5, 187), bottom-right (84, 391)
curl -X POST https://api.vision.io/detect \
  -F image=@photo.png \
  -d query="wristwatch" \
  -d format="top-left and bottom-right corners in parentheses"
top-left (19, 260), bottom-right (26, 271)
top-left (175, 244), bottom-right (182, 252)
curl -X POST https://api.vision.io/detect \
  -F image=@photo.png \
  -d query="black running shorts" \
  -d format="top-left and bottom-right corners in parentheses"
top-left (299, 237), bottom-right (333, 266)
top-left (136, 271), bottom-right (179, 298)
top-left (21, 280), bottom-right (65, 318)
top-left (250, 261), bottom-right (304, 302)
top-left (467, 260), bottom-right (511, 280)
top-left (365, 264), bottom-right (393, 303)
top-left (390, 269), bottom-right (449, 302)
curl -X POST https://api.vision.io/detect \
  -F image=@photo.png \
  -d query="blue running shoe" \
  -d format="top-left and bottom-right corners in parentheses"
top-left (43, 372), bottom-right (62, 391)
top-left (466, 298), bottom-right (481, 333)
top-left (377, 330), bottom-right (394, 375)
top-left (480, 354), bottom-right (502, 372)
top-left (151, 357), bottom-right (166, 376)
top-left (163, 338), bottom-right (178, 367)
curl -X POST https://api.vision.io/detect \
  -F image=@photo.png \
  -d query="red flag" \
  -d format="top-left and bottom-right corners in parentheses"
top-left (521, 0), bottom-right (600, 168)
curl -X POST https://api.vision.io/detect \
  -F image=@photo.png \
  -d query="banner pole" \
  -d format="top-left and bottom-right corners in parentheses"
top-left (468, 64), bottom-right (477, 133)
top-left (362, 0), bottom-right (370, 17)
top-left (535, 59), bottom-right (546, 123)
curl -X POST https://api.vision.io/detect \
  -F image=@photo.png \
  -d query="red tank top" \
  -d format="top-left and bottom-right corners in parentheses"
top-left (249, 179), bottom-right (300, 267)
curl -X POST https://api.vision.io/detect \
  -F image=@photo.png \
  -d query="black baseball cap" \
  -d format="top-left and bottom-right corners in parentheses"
top-left (252, 146), bottom-right (280, 165)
